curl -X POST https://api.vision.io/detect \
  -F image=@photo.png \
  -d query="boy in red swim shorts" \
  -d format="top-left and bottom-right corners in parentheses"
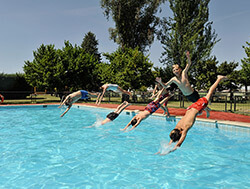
top-left (187, 97), bottom-right (209, 117)
top-left (157, 75), bottom-right (227, 155)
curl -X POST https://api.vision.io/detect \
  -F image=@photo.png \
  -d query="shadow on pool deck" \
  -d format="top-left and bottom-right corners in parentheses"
top-left (79, 102), bottom-right (250, 124)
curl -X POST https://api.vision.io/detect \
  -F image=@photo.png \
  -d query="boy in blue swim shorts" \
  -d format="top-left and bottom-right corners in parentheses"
top-left (59, 90), bottom-right (99, 117)
top-left (121, 87), bottom-right (174, 132)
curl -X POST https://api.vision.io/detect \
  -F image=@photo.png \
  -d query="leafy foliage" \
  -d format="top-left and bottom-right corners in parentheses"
top-left (153, 66), bottom-right (173, 83)
top-left (23, 44), bottom-right (59, 90)
top-left (240, 41), bottom-right (250, 91)
top-left (101, 47), bottom-right (154, 90)
top-left (101, 0), bottom-right (165, 52)
top-left (81, 31), bottom-right (101, 62)
top-left (24, 41), bottom-right (100, 92)
top-left (195, 56), bottom-right (218, 90)
top-left (158, 0), bottom-right (219, 87)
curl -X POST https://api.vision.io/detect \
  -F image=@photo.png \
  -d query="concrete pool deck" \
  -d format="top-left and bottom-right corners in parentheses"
top-left (1, 102), bottom-right (250, 128)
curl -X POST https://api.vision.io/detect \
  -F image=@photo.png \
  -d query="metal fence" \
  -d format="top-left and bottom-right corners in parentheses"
top-left (1, 90), bottom-right (250, 116)
top-left (120, 91), bottom-right (250, 116)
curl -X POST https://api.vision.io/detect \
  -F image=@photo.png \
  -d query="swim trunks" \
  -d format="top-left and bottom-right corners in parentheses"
top-left (80, 90), bottom-right (89, 99)
top-left (106, 112), bottom-right (119, 121)
top-left (144, 101), bottom-right (161, 114)
top-left (187, 97), bottom-right (208, 113)
top-left (107, 84), bottom-right (119, 92)
top-left (185, 90), bottom-right (200, 103)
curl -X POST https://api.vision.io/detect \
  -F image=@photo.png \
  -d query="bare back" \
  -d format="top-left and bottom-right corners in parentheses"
top-left (175, 108), bottom-right (198, 131)
top-left (136, 110), bottom-right (151, 120)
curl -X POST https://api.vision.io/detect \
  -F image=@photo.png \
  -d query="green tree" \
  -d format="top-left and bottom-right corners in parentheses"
top-left (56, 41), bottom-right (100, 91)
top-left (153, 66), bottom-right (173, 83)
top-left (240, 41), bottom-right (250, 92)
top-left (158, 0), bottom-right (219, 79)
top-left (23, 44), bottom-right (59, 91)
top-left (24, 41), bottom-right (101, 92)
top-left (81, 31), bottom-right (101, 62)
top-left (101, 0), bottom-right (165, 52)
top-left (195, 56), bottom-right (218, 90)
top-left (101, 47), bottom-right (154, 90)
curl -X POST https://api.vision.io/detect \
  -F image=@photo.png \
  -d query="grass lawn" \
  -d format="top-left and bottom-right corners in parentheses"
top-left (1, 94), bottom-right (249, 116)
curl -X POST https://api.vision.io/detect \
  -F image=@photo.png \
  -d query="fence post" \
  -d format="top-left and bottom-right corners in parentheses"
top-left (179, 92), bottom-right (182, 108)
top-left (234, 96), bottom-right (237, 112)
top-left (230, 92), bottom-right (233, 112)
top-left (179, 93), bottom-right (184, 108)
top-left (225, 96), bottom-right (227, 112)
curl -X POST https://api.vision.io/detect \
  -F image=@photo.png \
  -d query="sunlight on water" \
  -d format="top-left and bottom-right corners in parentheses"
top-left (0, 105), bottom-right (249, 188)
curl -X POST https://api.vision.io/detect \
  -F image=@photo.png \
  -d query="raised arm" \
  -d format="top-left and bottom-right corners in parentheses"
top-left (183, 51), bottom-right (192, 75)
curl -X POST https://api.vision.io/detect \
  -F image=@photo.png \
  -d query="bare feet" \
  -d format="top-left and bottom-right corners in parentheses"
top-left (218, 75), bottom-right (227, 81)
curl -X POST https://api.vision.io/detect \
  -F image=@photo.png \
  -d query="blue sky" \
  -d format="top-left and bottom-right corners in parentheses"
top-left (0, 0), bottom-right (249, 74)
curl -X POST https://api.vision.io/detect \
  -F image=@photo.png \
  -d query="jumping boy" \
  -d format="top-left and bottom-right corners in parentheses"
top-left (156, 51), bottom-right (201, 102)
top-left (96, 84), bottom-right (132, 105)
top-left (121, 87), bottom-right (174, 132)
top-left (59, 90), bottom-right (99, 117)
top-left (157, 75), bottom-right (227, 155)
top-left (101, 101), bottom-right (131, 125)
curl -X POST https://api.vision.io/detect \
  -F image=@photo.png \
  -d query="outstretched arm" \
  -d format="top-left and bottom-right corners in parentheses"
top-left (60, 104), bottom-right (72, 117)
top-left (96, 88), bottom-right (107, 105)
top-left (129, 119), bottom-right (141, 131)
top-left (168, 131), bottom-right (187, 154)
top-left (59, 95), bottom-right (70, 108)
top-left (120, 117), bottom-right (134, 131)
top-left (95, 93), bottom-right (102, 104)
top-left (156, 77), bottom-right (174, 89)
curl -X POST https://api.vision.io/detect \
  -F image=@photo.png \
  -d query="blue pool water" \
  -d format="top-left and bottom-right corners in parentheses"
top-left (0, 105), bottom-right (249, 188)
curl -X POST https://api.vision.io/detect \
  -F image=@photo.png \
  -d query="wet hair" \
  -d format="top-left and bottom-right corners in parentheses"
top-left (131, 119), bottom-right (137, 126)
top-left (169, 129), bottom-right (181, 142)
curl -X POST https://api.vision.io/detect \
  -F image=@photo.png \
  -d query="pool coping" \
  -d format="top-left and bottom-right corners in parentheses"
top-left (74, 104), bottom-right (250, 129)
top-left (1, 103), bottom-right (250, 129)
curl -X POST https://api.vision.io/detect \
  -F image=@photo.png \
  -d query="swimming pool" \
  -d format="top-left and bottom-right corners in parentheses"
top-left (0, 105), bottom-right (249, 188)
